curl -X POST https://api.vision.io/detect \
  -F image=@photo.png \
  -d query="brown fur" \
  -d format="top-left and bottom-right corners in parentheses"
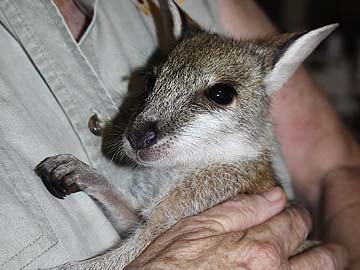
top-left (145, 151), bottom-right (277, 236)
top-left (35, 2), bottom-right (336, 269)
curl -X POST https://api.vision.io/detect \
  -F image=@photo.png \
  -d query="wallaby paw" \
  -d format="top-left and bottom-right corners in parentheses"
top-left (34, 154), bottom-right (100, 199)
top-left (39, 261), bottom-right (85, 270)
top-left (40, 257), bottom-right (109, 270)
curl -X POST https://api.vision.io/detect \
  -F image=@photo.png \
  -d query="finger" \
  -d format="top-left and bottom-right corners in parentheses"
top-left (178, 187), bottom-right (287, 236)
top-left (245, 205), bottom-right (312, 257)
top-left (290, 243), bottom-right (349, 270)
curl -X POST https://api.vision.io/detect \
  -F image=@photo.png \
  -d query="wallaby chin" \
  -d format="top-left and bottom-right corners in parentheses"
top-left (123, 130), bottom-right (263, 168)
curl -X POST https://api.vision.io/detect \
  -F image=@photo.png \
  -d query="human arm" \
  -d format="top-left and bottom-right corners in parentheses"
top-left (321, 167), bottom-right (360, 269)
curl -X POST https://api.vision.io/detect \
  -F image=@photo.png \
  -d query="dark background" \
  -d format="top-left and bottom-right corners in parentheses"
top-left (258, 0), bottom-right (360, 140)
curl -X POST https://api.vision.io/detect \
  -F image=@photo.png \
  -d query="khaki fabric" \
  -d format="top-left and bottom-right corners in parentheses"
top-left (0, 0), bottom-right (220, 268)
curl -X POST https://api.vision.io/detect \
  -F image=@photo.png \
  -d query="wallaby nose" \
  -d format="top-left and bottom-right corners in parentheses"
top-left (127, 123), bottom-right (158, 151)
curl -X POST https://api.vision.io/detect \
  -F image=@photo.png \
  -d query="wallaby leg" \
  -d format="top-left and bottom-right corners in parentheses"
top-left (35, 154), bottom-right (139, 234)
top-left (45, 166), bottom-right (263, 270)
top-left (41, 186), bottom-right (195, 270)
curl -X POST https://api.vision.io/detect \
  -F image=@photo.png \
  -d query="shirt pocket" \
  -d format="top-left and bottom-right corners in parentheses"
top-left (0, 146), bottom-right (58, 270)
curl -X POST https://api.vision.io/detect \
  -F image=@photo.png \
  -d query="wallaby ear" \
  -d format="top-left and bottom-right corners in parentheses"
top-left (264, 24), bottom-right (338, 95)
top-left (158, 0), bottom-right (201, 50)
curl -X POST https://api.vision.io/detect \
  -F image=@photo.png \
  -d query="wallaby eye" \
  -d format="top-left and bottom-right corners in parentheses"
top-left (206, 83), bottom-right (236, 106)
top-left (141, 71), bottom-right (156, 93)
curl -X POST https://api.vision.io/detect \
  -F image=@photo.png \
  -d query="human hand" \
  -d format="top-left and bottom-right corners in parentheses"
top-left (127, 188), bottom-right (348, 270)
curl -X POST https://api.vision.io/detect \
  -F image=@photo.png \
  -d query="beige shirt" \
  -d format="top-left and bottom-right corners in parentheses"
top-left (0, 0), bottom-right (221, 269)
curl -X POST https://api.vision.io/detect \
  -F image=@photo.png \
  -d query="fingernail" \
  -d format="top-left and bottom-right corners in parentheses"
top-left (263, 187), bottom-right (283, 202)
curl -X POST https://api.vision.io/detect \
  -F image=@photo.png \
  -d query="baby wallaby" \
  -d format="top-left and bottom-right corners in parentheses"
top-left (35, 1), bottom-right (338, 269)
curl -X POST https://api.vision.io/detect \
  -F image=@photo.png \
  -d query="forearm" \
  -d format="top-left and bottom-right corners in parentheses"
top-left (321, 167), bottom-right (360, 269)
top-left (272, 70), bottom-right (360, 210)
top-left (216, 0), bottom-right (277, 38)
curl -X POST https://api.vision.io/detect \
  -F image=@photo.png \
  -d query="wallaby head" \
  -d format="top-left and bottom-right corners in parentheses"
top-left (122, 0), bottom-right (337, 168)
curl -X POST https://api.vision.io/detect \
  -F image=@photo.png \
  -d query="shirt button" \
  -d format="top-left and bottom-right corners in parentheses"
top-left (88, 113), bottom-right (107, 136)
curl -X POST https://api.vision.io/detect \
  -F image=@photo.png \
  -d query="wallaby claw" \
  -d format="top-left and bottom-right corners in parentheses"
top-left (34, 154), bottom-right (91, 199)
